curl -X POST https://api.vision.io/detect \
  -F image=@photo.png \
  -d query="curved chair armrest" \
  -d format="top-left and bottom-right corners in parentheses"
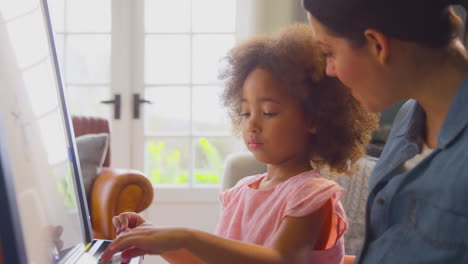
top-left (90, 168), bottom-right (154, 239)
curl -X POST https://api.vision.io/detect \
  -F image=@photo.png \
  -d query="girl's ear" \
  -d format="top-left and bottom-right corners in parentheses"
top-left (363, 29), bottom-right (390, 65)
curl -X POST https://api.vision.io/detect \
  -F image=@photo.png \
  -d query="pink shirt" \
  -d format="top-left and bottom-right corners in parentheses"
top-left (215, 170), bottom-right (348, 264)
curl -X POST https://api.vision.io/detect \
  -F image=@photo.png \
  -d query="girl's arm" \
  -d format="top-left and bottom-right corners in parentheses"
top-left (177, 202), bottom-right (329, 264)
top-left (101, 202), bottom-right (332, 264)
top-left (344, 255), bottom-right (356, 264)
top-left (164, 199), bottom-right (336, 264)
top-left (160, 249), bottom-right (205, 264)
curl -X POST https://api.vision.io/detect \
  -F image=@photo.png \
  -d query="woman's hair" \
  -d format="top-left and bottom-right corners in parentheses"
top-left (219, 24), bottom-right (379, 174)
top-left (302, 0), bottom-right (467, 48)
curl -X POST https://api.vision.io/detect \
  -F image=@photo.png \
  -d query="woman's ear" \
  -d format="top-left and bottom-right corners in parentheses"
top-left (308, 126), bottom-right (317, 134)
top-left (364, 29), bottom-right (390, 65)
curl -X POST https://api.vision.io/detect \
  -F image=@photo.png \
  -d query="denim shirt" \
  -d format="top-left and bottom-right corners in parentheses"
top-left (356, 76), bottom-right (468, 264)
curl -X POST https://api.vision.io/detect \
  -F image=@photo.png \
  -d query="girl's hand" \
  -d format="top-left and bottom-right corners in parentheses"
top-left (100, 226), bottom-right (191, 263)
top-left (112, 212), bottom-right (152, 236)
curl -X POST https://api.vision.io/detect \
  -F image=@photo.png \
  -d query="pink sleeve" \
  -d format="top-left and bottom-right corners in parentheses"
top-left (219, 175), bottom-right (258, 207)
top-left (219, 189), bottom-right (231, 208)
top-left (285, 178), bottom-right (345, 217)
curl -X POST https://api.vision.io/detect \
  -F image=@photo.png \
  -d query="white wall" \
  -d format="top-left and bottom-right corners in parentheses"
top-left (236, 0), bottom-right (307, 41)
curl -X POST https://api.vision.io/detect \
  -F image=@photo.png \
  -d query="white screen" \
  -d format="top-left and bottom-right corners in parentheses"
top-left (0, 1), bottom-right (85, 263)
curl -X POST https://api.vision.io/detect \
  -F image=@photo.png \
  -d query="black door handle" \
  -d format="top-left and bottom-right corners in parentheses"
top-left (133, 93), bottom-right (152, 119)
top-left (100, 94), bottom-right (121, 119)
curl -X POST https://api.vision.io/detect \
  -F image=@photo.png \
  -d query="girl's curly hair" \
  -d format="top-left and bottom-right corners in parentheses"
top-left (219, 23), bottom-right (379, 174)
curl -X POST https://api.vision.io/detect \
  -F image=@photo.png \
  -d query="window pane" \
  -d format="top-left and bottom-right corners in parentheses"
top-left (145, 86), bottom-right (190, 134)
top-left (65, 35), bottom-right (111, 83)
top-left (38, 111), bottom-right (69, 165)
top-left (145, 0), bottom-right (190, 33)
top-left (192, 0), bottom-right (236, 32)
top-left (66, 0), bottom-right (111, 32)
top-left (194, 137), bottom-right (239, 185)
top-left (65, 85), bottom-right (111, 119)
top-left (48, 0), bottom-right (65, 32)
top-left (5, 8), bottom-right (49, 68)
top-left (0, 0), bottom-right (37, 20)
top-left (23, 60), bottom-right (60, 117)
top-left (145, 35), bottom-right (190, 84)
top-left (192, 34), bottom-right (234, 83)
top-left (192, 86), bottom-right (231, 133)
top-left (145, 138), bottom-right (190, 184)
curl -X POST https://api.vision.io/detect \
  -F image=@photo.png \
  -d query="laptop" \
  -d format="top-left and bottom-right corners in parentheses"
top-left (0, 1), bottom-right (141, 263)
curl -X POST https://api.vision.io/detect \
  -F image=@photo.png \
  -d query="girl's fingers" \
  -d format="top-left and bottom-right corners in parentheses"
top-left (119, 214), bottom-right (130, 232)
top-left (121, 247), bottom-right (146, 260)
top-left (101, 234), bottom-right (146, 263)
top-left (53, 225), bottom-right (64, 237)
top-left (118, 212), bottom-right (136, 233)
top-left (113, 212), bottom-right (145, 235)
top-left (55, 239), bottom-right (64, 251)
top-left (112, 216), bottom-right (122, 234)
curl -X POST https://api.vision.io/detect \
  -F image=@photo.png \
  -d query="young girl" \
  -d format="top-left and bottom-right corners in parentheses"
top-left (100, 24), bottom-right (378, 264)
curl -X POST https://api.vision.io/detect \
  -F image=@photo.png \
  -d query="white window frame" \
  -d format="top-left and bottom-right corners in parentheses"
top-left (130, 0), bottom-right (238, 201)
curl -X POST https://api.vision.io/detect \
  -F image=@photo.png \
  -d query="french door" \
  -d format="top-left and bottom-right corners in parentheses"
top-left (49, 0), bottom-right (243, 193)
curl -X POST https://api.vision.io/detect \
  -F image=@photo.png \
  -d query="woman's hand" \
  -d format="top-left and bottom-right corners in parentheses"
top-left (112, 212), bottom-right (152, 236)
top-left (100, 226), bottom-right (191, 263)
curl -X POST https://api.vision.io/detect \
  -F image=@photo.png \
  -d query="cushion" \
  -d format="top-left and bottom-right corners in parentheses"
top-left (327, 155), bottom-right (377, 255)
top-left (222, 152), bottom-right (267, 191)
top-left (75, 133), bottom-right (109, 200)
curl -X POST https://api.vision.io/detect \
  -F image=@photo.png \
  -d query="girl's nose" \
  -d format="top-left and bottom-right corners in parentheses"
top-left (325, 58), bottom-right (336, 77)
top-left (247, 114), bottom-right (260, 133)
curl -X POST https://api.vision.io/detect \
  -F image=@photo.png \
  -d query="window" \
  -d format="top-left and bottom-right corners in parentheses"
top-left (48, 0), bottom-right (112, 119)
top-left (143, 0), bottom-right (242, 186)
top-left (48, 0), bottom-right (244, 188)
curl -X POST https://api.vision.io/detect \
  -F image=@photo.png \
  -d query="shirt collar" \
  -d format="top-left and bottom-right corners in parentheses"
top-left (438, 75), bottom-right (468, 149)
top-left (394, 75), bottom-right (468, 149)
top-left (395, 100), bottom-right (425, 145)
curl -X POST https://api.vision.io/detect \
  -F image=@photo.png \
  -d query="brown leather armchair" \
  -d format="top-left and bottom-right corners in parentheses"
top-left (72, 116), bottom-right (154, 240)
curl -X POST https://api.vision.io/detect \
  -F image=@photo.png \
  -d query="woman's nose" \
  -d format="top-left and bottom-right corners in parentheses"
top-left (325, 59), bottom-right (336, 77)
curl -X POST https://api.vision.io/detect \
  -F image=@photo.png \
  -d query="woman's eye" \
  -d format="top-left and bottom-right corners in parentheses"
top-left (322, 51), bottom-right (333, 58)
top-left (240, 112), bottom-right (250, 117)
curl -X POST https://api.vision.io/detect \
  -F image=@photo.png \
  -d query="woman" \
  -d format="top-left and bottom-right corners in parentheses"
top-left (304, 0), bottom-right (468, 263)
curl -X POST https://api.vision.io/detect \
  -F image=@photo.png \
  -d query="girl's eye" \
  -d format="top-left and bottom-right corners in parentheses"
top-left (263, 112), bottom-right (277, 117)
top-left (240, 112), bottom-right (250, 118)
